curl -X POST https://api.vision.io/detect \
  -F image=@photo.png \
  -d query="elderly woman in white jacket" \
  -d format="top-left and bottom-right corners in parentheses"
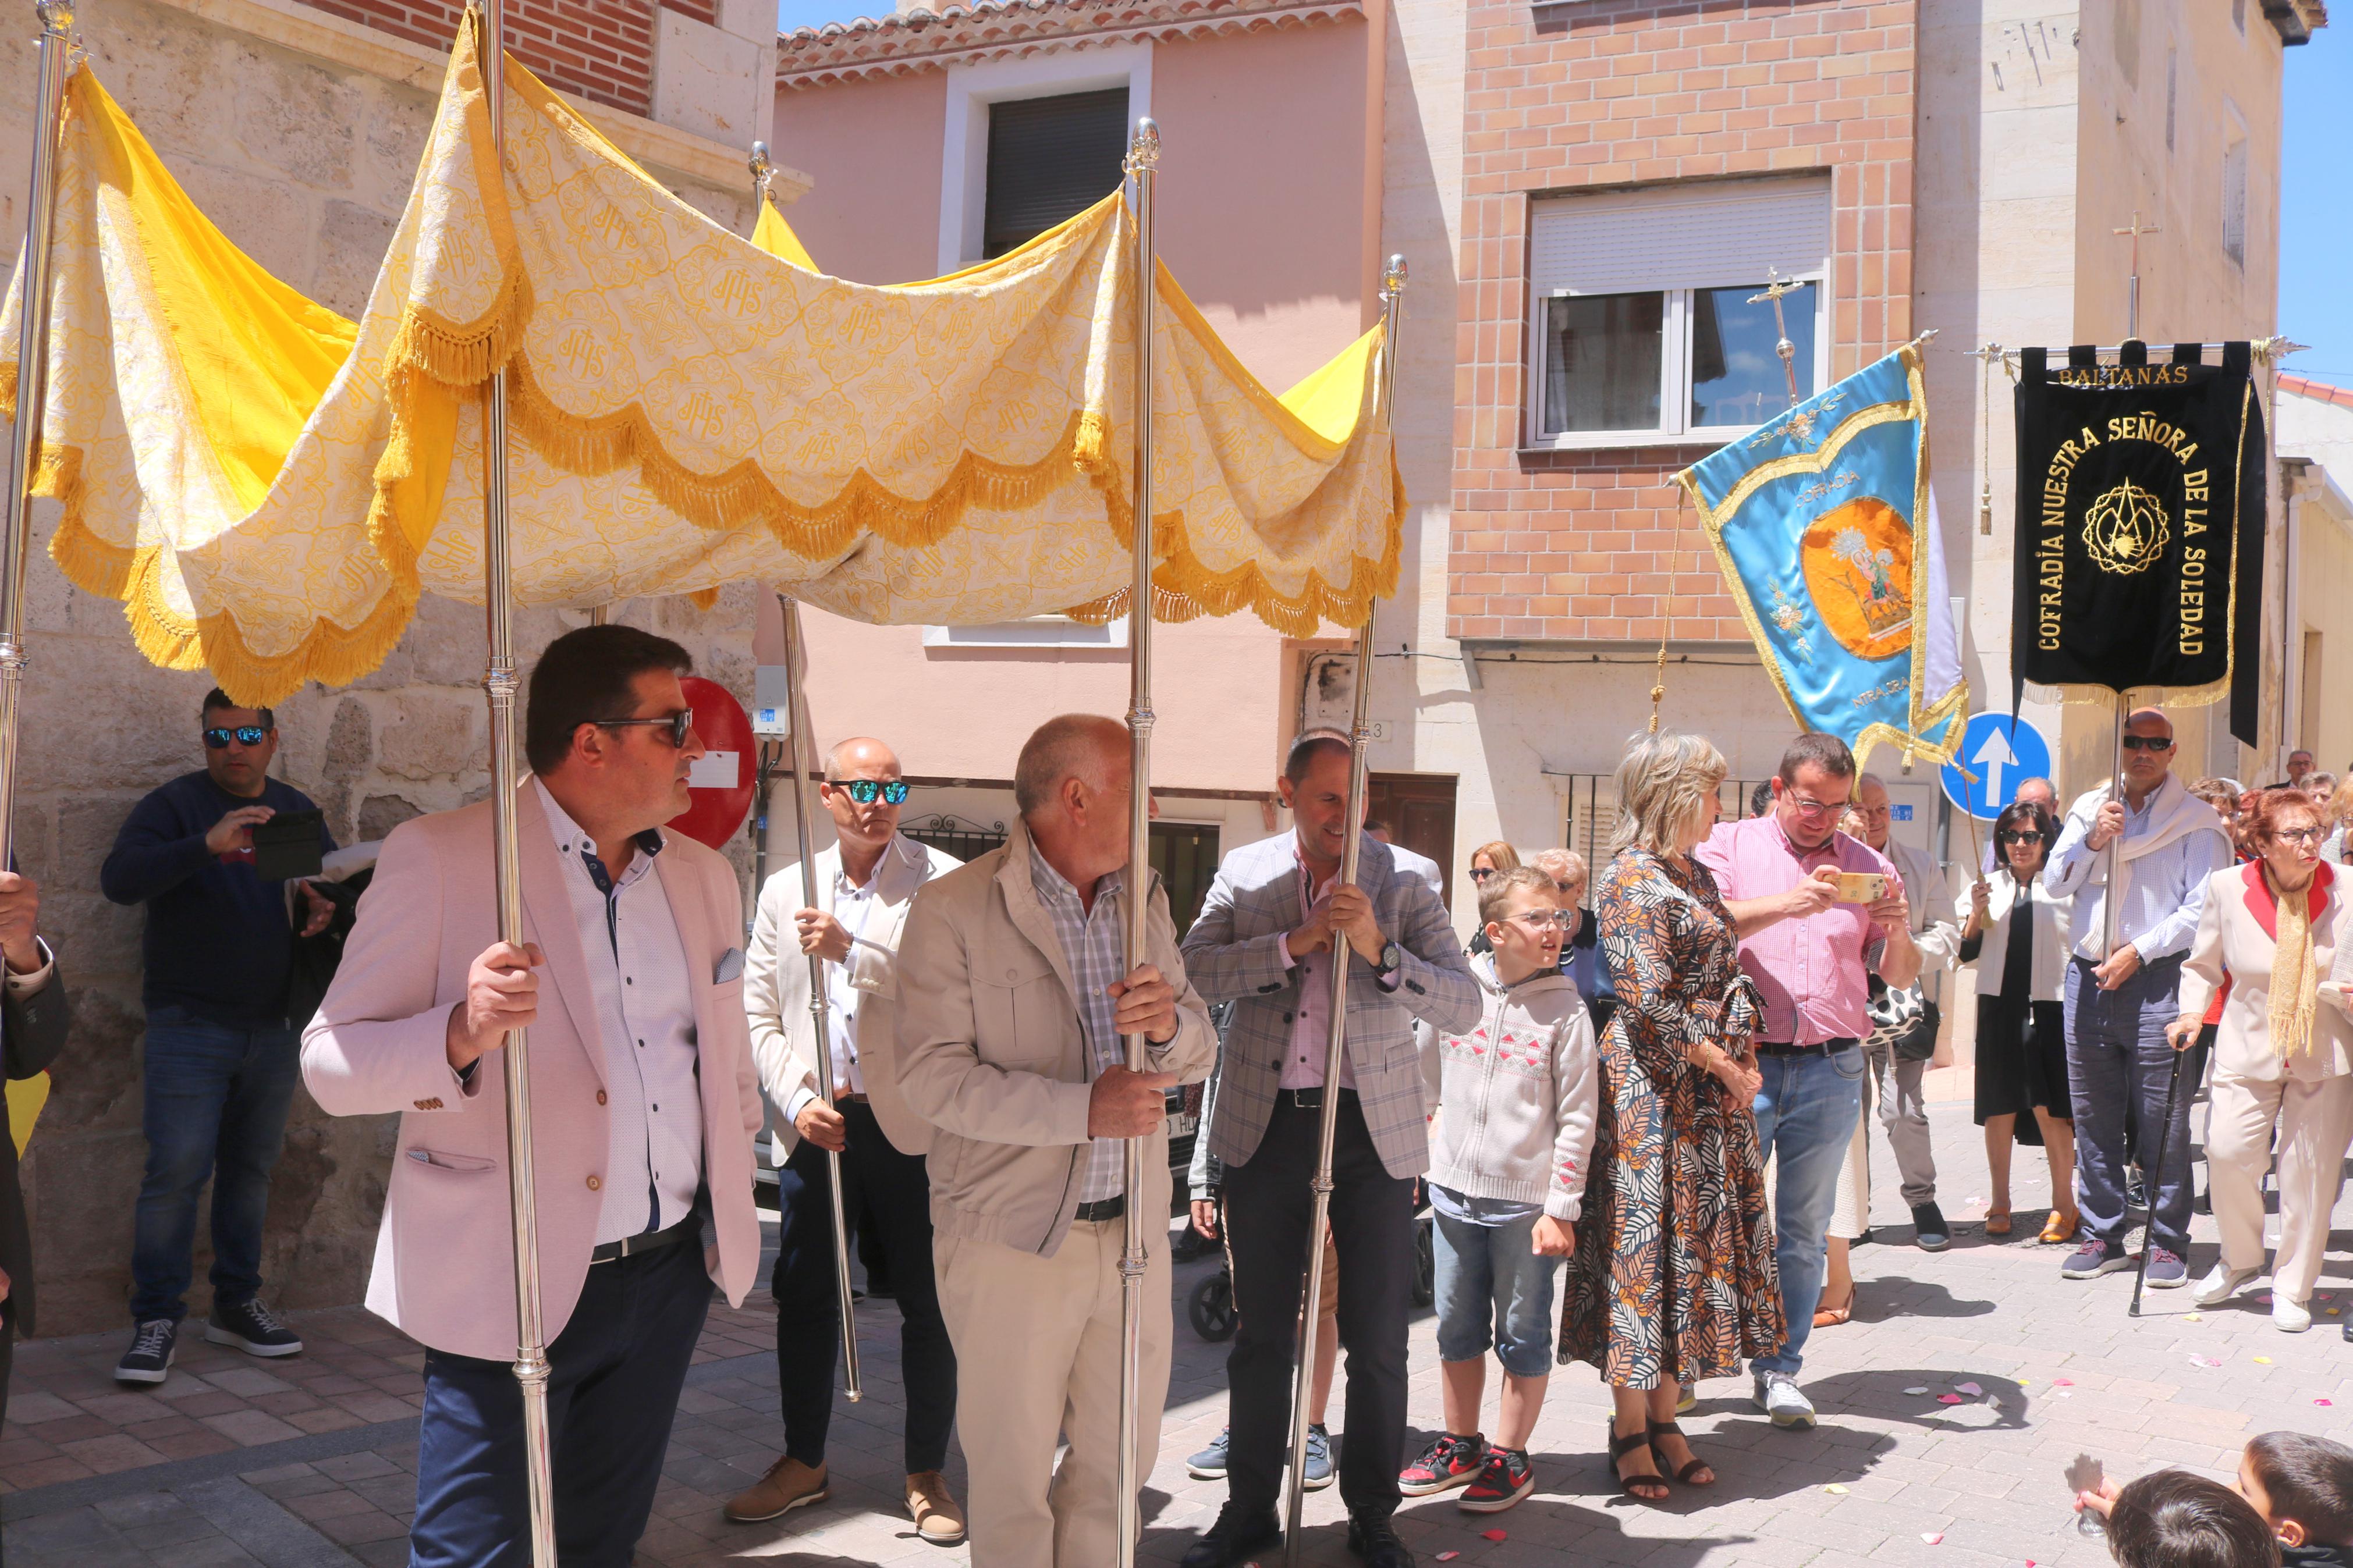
top-left (2170, 787), bottom-right (2353, 1333)
top-left (1957, 800), bottom-right (2078, 1243)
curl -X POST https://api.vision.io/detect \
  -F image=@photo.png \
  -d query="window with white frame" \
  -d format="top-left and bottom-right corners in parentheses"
top-left (1525, 179), bottom-right (1832, 446)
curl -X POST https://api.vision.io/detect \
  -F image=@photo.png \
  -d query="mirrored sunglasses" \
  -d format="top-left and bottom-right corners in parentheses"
top-left (839, 779), bottom-right (910, 805)
top-left (203, 726), bottom-right (269, 748)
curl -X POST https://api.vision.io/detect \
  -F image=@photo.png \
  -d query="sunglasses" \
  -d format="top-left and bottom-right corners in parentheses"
top-left (203, 726), bottom-right (269, 748)
top-left (595, 710), bottom-right (694, 748)
top-left (2120, 735), bottom-right (2174, 752)
top-left (835, 779), bottom-right (910, 806)
top-left (1997, 830), bottom-right (2045, 845)
top-left (1469, 866), bottom-right (1496, 881)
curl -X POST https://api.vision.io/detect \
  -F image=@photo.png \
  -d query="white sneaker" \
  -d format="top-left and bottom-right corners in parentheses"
top-left (1752, 1372), bottom-right (1816, 1429)
top-left (2194, 1264), bottom-right (2260, 1307)
top-left (2275, 1296), bottom-right (2313, 1334)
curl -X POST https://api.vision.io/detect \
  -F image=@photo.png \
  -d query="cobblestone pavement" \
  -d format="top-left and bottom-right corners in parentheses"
top-left (9, 1087), bottom-right (2353, 1567)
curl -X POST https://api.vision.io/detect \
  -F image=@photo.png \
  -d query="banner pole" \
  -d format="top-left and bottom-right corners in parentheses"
top-left (2100, 692), bottom-right (2128, 961)
top-left (776, 591), bottom-right (863, 1402)
top-left (473, 4), bottom-right (558, 1563)
top-left (1112, 115), bottom-right (1159, 1568)
top-left (1281, 254), bottom-right (1406, 1565)
top-left (0, 0), bottom-right (76, 871)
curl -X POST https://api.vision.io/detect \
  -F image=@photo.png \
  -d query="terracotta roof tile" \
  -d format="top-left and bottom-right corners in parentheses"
top-left (776, 0), bottom-right (1364, 86)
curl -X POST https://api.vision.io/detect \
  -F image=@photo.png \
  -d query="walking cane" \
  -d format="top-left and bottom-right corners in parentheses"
top-left (1280, 255), bottom-right (1406, 1565)
top-left (2127, 1047), bottom-right (2186, 1318)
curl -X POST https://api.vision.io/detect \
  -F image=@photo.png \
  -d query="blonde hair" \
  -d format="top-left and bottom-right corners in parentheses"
top-left (1477, 865), bottom-right (1557, 928)
top-left (2331, 778), bottom-right (2353, 829)
top-left (1612, 730), bottom-right (1728, 855)
top-left (1468, 840), bottom-right (1521, 874)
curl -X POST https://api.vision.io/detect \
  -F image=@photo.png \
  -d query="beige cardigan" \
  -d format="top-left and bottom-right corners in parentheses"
top-left (2178, 861), bottom-right (2353, 1083)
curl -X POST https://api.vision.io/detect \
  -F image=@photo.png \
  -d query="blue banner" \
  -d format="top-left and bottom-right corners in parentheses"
top-left (1675, 343), bottom-right (1967, 766)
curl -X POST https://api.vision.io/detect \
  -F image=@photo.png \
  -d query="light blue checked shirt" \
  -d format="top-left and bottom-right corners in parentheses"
top-left (1028, 841), bottom-right (1131, 1206)
top-left (2043, 779), bottom-right (2229, 964)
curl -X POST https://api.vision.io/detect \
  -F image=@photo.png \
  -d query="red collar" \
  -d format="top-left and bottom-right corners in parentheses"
top-left (2240, 858), bottom-right (2333, 941)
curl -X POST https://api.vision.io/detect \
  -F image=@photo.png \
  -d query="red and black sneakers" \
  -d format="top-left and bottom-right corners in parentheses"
top-left (1398, 1432), bottom-right (1486, 1496)
top-left (1458, 1447), bottom-right (1535, 1513)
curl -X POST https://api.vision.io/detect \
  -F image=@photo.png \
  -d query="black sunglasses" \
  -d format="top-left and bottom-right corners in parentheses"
top-left (836, 779), bottom-right (910, 805)
top-left (203, 726), bottom-right (269, 749)
top-left (1469, 866), bottom-right (1496, 881)
top-left (594, 711), bottom-right (694, 748)
top-left (1998, 829), bottom-right (2046, 845)
top-left (2120, 735), bottom-right (2174, 752)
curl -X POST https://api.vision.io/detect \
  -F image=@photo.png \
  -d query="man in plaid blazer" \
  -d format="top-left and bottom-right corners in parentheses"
top-left (1178, 733), bottom-right (1479, 1568)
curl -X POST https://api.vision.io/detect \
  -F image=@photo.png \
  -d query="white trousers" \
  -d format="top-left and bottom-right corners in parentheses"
top-left (2206, 1069), bottom-right (2353, 1304)
top-left (935, 1219), bottom-right (1173, 1567)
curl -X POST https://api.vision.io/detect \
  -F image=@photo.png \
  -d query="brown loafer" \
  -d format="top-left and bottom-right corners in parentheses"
top-left (907, 1470), bottom-right (967, 1545)
top-left (725, 1455), bottom-right (829, 1523)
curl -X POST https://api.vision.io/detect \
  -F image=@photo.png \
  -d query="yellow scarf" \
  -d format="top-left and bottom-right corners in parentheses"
top-left (2267, 867), bottom-right (2319, 1061)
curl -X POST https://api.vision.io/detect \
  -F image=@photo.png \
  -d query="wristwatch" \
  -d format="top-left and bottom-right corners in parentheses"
top-left (1372, 940), bottom-right (1403, 979)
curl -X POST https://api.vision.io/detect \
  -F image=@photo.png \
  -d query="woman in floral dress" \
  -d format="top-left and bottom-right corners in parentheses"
top-left (1560, 730), bottom-right (1783, 1501)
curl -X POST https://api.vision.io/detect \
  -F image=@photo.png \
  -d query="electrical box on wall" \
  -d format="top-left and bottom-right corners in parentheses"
top-left (752, 665), bottom-right (792, 737)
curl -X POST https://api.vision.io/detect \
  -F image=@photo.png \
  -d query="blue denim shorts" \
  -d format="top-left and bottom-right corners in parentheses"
top-left (1431, 1204), bottom-right (1559, 1378)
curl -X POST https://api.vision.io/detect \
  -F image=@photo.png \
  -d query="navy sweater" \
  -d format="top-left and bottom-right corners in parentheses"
top-left (101, 771), bottom-right (336, 1027)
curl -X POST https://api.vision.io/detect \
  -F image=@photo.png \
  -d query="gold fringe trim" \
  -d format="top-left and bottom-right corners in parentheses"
top-left (384, 263), bottom-right (532, 390)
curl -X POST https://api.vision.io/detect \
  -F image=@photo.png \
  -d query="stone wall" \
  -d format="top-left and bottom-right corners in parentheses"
top-left (0, 0), bottom-right (766, 1336)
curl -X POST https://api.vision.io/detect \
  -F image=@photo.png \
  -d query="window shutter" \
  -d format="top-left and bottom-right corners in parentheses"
top-left (983, 88), bottom-right (1130, 259)
top-left (1529, 179), bottom-right (1832, 297)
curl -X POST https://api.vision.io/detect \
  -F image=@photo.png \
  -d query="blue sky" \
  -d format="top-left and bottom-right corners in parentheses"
top-left (769, 3), bottom-right (2348, 385)
top-left (2282, 31), bottom-right (2350, 388)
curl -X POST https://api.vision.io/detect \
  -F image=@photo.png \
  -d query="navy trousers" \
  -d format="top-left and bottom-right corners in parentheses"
top-left (407, 1235), bottom-right (712, 1568)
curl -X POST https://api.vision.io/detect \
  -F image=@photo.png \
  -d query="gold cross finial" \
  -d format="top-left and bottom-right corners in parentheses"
top-left (1747, 266), bottom-right (1804, 407)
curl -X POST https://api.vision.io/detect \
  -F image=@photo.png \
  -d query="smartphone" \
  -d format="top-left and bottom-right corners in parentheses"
top-left (249, 808), bottom-right (326, 883)
top-left (1835, 872), bottom-right (1888, 905)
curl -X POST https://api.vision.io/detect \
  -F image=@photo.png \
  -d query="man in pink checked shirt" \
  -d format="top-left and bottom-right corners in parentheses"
top-left (1695, 731), bottom-right (1919, 1432)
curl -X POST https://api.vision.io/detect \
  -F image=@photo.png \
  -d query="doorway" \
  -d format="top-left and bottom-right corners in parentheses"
top-left (1365, 773), bottom-right (1460, 909)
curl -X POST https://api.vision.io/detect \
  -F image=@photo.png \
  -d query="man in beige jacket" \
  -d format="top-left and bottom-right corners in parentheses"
top-left (893, 714), bottom-right (1217, 1566)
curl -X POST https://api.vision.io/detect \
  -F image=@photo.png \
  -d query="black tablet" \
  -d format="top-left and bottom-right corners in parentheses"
top-left (250, 808), bottom-right (326, 883)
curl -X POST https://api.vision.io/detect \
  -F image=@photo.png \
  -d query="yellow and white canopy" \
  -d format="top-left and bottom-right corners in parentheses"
top-left (0, 22), bottom-right (1401, 705)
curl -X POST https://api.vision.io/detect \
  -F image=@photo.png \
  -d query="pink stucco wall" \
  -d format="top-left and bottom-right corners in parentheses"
top-left (766, 16), bottom-right (1382, 792)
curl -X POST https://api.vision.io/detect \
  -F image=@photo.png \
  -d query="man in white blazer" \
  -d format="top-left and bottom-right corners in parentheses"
top-left (727, 736), bottom-right (966, 1542)
top-left (302, 625), bottom-right (765, 1567)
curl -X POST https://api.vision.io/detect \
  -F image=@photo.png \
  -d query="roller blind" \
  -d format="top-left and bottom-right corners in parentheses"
top-left (982, 88), bottom-right (1130, 260)
top-left (1528, 178), bottom-right (1832, 297)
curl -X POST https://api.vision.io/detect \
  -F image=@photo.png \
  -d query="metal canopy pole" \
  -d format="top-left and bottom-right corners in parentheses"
top-left (473, 3), bottom-right (557, 1563)
top-left (0, 0), bottom-right (76, 865)
top-left (1283, 254), bottom-right (1406, 1563)
top-left (776, 590), bottom-right (862, 1402)
top-left (1112, 114), bottom-right (1159, 1568)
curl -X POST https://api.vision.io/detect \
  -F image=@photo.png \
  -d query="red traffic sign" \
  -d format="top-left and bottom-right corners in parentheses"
top-left (668, 674), bottom-right (754, 851)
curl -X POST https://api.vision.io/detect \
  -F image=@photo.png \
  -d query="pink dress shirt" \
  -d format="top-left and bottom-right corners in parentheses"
top-left (1274, 845), bottom-right (1405, 1090)
top-left (1692, 813), bottom-right (1901, 1046)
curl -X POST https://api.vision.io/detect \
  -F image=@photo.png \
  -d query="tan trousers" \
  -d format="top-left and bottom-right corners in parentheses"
top-left (935, 1219), bottom-right (1172, 1568)
top-left (2206, 1069), bottom-right (2353, 1304)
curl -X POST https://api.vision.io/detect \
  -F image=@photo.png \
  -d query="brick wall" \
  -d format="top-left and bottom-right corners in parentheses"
top-left (1448, 0), bottom-right (1919, 643)
top-left (297, 0), bottom-right (714, 116)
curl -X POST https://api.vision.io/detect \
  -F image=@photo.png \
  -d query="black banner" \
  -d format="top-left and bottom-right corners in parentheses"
top-left (2010, 341), bottom-right (2267, 744)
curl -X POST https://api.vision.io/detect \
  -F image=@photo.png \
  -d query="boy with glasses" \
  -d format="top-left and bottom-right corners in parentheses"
top-left (102, 691), bottom-right (336, 1383)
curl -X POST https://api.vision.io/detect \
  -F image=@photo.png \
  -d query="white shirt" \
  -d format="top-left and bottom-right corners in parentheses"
top-left (535, 781), bottom-right (704, 1246)
top-left (780, 865), bottom-right (885, 1121)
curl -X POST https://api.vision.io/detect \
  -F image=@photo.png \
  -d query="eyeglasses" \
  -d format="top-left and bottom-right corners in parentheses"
top-left (1997, 830), bottom-right (2046, 845)
top-left (2272, 826), bottom-right (2326, 845)
top-left (835, 779), bottom-right (910, 805)
top-left (2120, 735), bottom-right (2174, 752)
top-left (203, 726), bottom-right (269, 749)
top-left (1510, 909), bottom-right (1575, 930)
top-left (595, 711), bottom-right (694, 748)
top-left (1787, 794), bottom-right (1848, 818)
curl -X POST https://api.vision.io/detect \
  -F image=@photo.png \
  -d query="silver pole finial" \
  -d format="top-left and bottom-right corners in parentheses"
top-left (1124, 116), bottom-right (1159, 173)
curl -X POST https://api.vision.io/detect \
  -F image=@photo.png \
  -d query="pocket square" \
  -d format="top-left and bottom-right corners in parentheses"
top-left (715, 947), bottom-right (744, 983)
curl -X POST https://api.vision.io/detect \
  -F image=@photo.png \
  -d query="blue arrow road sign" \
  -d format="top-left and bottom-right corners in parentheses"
top-left (1940, 712), bottom-right (2053, 820)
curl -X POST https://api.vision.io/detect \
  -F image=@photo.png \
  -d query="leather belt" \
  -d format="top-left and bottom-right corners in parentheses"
top-left (1073, 1195), bottom-right (1125, 1224)
top-left (839, 1092), bottom-right (871, 1104)
top-left (1279, 1087), bottom-right (1358, 1111)
top-left (1754, 1037), bottom-right (1859, 1058)
top-left (590, 1213), bottom-right (698, 1264)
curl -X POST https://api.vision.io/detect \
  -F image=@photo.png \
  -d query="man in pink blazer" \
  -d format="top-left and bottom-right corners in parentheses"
top-left (302, 625), bottom-right (764, 1567)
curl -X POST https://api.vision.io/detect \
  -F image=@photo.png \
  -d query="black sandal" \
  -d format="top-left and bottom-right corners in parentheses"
top-left (1606, 1422), bottom-right (1669, 1501)
top-left (1647, 1420), bottom-right (1715, 1486)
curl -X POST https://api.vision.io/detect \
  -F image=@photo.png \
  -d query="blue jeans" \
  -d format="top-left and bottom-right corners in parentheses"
top-left (2064, 953), bottom-right (2194, 1253)
top-left (1749, 1046), bottom-right (1864, 1379)
top-left (410, 1234), bottom-right (712, 1567)
top-left (1429, 1203), bottom-right (1559, 1378)
top-left (130, 1007), bottom-right (302, 1324)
